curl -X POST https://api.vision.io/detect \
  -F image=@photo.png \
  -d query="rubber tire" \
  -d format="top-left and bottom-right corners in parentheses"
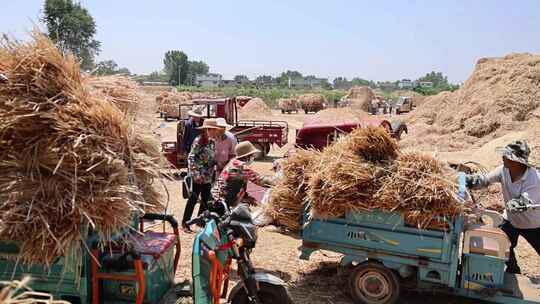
top-left (252, 143), bottom-right (267, 160)
top-left (164, 115), bottom-right (169, 121)
top-left (348, 262), bottom-right (401, 304)
top-left (304, 109), bottom-right (308, 114)
top-left (281, 109), bottom-right (285, 114)
top-left (231, 282), bottom-right (290, 304)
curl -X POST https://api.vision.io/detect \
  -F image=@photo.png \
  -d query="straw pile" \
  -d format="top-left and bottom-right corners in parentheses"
top-left (0, 278), bottom-right (70, 304)
top-left (404, 53), bottom-right (540, 152)
top-left (307, 108), bottom-right (368, 124)
top-left (345, 86), bottom-right (376, 111)
top-left (85, 75), bottom-right (140, 115)
top-left (268, 126), bottom-right (462, 230)
top-left (0, 33), bottom-right (165, 265)
top-left (157, 91), bottom-right (192, 117)
top-left (278, 98), bottom-right (298, 112)
top-left (266, 150), bottom-right (320, 231)
top-left (239, 97), bottom-right (272, 119)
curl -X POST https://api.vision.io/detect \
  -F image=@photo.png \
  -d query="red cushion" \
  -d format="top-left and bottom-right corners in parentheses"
top-left (131, 231), bottom-right (177, 259)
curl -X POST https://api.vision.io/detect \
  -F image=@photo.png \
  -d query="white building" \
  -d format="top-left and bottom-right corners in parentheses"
top-left (398, 79), bottom-right (414, 89)
top-left (195, 73), bottom-right (222, 87)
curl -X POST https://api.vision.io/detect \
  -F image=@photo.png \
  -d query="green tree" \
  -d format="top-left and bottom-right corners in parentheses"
top-left (234, 75), bottom-right (249, 83)
top-left (188, 61), bottom-right (209, 76)
top-left (146, 71), bottom-right (168, 83)
top-left (94, 60), bottom-right (118, 75)
top-left (416, 71), bottom-right (449, 89)
top-left (116, 67), bottom-right (131, 75)
top-left (278, 70), bottom-right (303, 85)
top-left (163, 50), bottom-right (189, 86)
top-left (42, 0), bottom-right (101, 70)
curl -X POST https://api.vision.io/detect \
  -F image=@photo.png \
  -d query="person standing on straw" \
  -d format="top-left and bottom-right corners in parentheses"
top-left (182, 107), bottom-right (204, 155)
top-left (466, 140), bottom-right (540, 274)
top-left (214, 118), bottom-right (238, 174)
top-left (182, 119), bottom-right (220, 232)
top-left (211, 141), bottom-right (275, 212)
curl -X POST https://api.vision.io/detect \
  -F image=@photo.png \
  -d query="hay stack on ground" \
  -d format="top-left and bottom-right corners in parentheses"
top-left (307, 108), bottom-right (368, 124)
top-left (345, 86), bottom-right (376, 111)
top-left (266, 150), bottom-right (320, 231)
top-left (268, 126), bottom-right (462, 230)
top-left (239, 97), bottom-right (272, 119)
top-left (0, 33), bottom-right (165, 265)
top-left (404, 53), bottom-right (540, 152)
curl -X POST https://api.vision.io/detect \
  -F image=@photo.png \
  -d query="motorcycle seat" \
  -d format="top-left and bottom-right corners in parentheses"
top-left (131, 231), bottom-right (177, 260)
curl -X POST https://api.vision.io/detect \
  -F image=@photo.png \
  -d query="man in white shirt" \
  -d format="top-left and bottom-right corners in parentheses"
top-left (214, 118), bottom-right (238, 173)
top-left (467, 140), bottom-right (540, 274)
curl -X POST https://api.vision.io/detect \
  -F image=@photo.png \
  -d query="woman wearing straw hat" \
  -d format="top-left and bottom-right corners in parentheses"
top-left (214, 117), bottom-right (238, 173)
top-left (466, 140), bottom-right (540, 274)
top-left (182, 118), bottom-right (220, 232)
top-left (211, 141), bottom-right (275, 209)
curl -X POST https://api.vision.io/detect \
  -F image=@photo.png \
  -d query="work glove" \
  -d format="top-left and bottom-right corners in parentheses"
top-left (506, 193), bottom-right (534, 212)
top-left (465, 174), bottom-right (478, 189)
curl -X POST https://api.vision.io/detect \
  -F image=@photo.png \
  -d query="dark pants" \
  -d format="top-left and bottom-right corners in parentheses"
top-left (499, 220), bottom-right (540, 273)
top-left (182, 182), bottom-right (211, 225)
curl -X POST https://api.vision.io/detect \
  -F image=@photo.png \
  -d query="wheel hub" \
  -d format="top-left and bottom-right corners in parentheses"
top-left (358, 271), bottom-right (390, 300)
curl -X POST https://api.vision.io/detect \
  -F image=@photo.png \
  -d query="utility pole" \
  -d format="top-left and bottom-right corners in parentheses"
top-left (177, 63), bottom-right (181, 86)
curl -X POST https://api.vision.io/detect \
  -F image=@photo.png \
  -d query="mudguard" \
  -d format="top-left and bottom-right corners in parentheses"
top-left (227, 272), bottom-right (286, 302)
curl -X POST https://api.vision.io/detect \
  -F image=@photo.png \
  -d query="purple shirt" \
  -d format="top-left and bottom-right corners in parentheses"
top-left (214, 131), bottom-right (237, 170)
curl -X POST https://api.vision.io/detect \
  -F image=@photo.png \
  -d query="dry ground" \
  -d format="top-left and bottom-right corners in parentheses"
top-left (138, 93), bottom-right (538, 303)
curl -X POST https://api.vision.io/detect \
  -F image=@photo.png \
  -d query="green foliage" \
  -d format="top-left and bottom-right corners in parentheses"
top-left (42, 0), bottom-right (101, 70)
top-left (414, 71), bottom-right (460, 95)
top-left (163, 50), bottom-right (189, 86)
top-left (94, 60), bottom-right (130, 76)
top-left (234, 75), bottom-right (249, 83)
top-left (278, 70), bottom-right (303, 85)
top-left (144, 71), bottom-right (169, 83)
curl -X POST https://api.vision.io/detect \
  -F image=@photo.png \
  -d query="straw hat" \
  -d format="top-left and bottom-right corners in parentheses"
top-left (216, 117), bottom-right (232, 129)
top-left (197, 118), bottom-right (221, 129)
top-left (235, 141), bottom-right (260, 159)
top-left (188, 107), bottom-right (204, 118)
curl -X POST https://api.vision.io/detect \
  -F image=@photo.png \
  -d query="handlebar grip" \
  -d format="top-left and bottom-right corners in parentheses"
top-left (142, 213), bottom-right (179, 229)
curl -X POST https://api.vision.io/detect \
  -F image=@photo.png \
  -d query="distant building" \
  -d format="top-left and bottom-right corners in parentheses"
top-left (255, 78), bottom-right (279, 88)
top-left (289, 77), bottom-right (329, 89)
top-left (398, 79), bottom-right (414, 89)
top-left (195, 73), bottom-right (222, 87)
top-left (378, 81), bottom-right (398, 91)
top-left (418, 81), bottom-right (433, 88)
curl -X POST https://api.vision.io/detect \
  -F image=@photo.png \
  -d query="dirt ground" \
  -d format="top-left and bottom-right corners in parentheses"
top-left (138, 94), bottom-right (538, 303)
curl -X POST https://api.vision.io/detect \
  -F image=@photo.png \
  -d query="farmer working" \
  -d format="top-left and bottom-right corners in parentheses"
top-left (214, 117), bottom-right (238, 173)
top-left (182, 118), bottom-right (220, 232)
top-left (211, 141), bottom-right (275, 210)
top-left (181, 107), bottom-right (204, 154)
top-left (466, 140), bottom-right (540, 274)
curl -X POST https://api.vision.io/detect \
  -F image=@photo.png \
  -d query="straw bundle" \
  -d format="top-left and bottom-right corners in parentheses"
top-left (297, 94), bottom-right (326, 108)
top-left (85, 75), bottom-right (140, 115)
top-left (0, 277), bottom-right (70, 304)
top-left (266, 150), bottom-right (319, 231)
top-left (375, 153), bottom-right (461, 229)
top-left (278, 98), bottom-right (298, 111)
top-left (0, 33), bottom-right (164, 265)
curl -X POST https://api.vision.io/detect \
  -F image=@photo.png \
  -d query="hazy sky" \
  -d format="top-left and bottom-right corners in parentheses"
top-left (2, 1), bottom-right (540, 82)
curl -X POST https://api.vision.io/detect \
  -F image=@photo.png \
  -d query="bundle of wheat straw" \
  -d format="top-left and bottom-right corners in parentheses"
top-left (375, 153), bottom-right (462, 229)
top-left (266, 149), bottom-right (319, 231)
top-left (85, 75), bottom-right (140, 115)
top-left (306, 127), bottom-right (397, 218)
top-left (0, 277), bottom-right (70, 304)
top-left (0, 33), bottom-right (165, 265)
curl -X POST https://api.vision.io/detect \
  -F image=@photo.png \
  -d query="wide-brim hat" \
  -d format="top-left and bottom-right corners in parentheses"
top-left (235, 141), bottom-right (260, 159)
top-left (197, 118), bottom-right (221, 129)
top-left (496, 140), bottom-right (532, 167)
top-left (188, 106), bottom-right (204, 118)
top-left (216, 117), bottom-right (232, 129)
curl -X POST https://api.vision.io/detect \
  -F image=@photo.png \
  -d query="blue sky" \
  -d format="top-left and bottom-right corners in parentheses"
top-left (2, 1), bottom-right (540, 83)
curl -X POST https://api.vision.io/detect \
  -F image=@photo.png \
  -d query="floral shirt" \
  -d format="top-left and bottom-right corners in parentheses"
top-left (211, 159), bottom-right (273, 202)
top-left (188, 136), bottom-right (216, 185)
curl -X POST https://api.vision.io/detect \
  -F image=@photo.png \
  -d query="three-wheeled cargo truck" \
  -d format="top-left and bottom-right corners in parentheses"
top-left (300, 174), bottom-right (540, 304)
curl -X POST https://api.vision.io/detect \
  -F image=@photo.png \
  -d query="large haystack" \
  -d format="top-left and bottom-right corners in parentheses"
top-left (86, 75), bottom-right (140, 115)
top-left (239, 97), bottom-right (272, 119)
top-left (307, 108), bottom-right (368, 124)
top-left (404, 53), bottom-right (540, 151)
top-left (278, 98), bottom-right (298, 112)
top-left (346, 86), bottom-right (376, 111)
top-left (0, 33), bottom-right (165, 265)
top-left (297, 94), bottom-right (326, 108)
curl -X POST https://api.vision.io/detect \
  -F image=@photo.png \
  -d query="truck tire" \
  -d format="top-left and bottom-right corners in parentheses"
top-left (281, 109), bottom-right (285, 114)
top-left (304, 109), bottom-right (308, 114)
top-left (348, 262), bottom-right (401, 304)
top-left (231, 282), bottom-right (290, 304)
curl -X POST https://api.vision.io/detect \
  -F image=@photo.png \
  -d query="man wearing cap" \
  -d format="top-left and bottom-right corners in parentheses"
top-left (181, 107), bottom-right (204, 155)
top-left (466, 140), bottom-right (540, 274)
top-left (211, 141), bottom-right (274, 209)
top-left (214, 118), bottom-right (238, 173)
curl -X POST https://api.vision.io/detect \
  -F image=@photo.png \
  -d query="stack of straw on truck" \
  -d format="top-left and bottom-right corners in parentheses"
top-left (0, 33), bottom-right (167, 265)
top-left (278, 98), bottom-right (298, 113)
top-left (267, 127), bottom-right (462, 231)
top-left (297, 94), bottom-right (326, 113)
top-left (158, 91), bottom-right (193, 118)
